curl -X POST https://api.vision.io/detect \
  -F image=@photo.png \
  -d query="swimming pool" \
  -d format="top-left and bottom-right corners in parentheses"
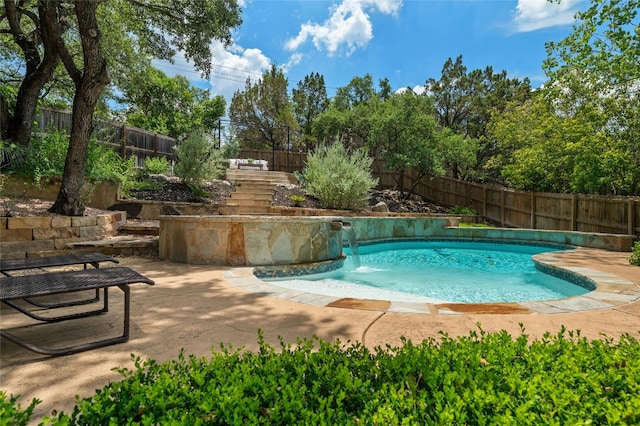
top-left (264, 240), bottom-right (592, 303)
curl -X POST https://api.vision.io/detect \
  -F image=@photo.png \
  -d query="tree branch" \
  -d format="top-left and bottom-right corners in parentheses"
top-left (125, 0), bottom-right (183, 22)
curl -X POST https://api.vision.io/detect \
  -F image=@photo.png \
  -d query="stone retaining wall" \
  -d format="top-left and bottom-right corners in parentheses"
top-left (2, 176), bottom-right (120, 209)
top-left (0, 212), bottom-right (126, 259)
top-left (159, 215), bottom-right (342, 266)
top-left (108, 200), bottom-right (238, 219)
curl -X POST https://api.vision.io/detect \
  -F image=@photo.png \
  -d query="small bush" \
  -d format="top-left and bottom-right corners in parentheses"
top-left (174, 131), bottom-right (225, 186)
top-left (449, 205), bottom-right (476, 215)
top-left (630, 241), bottom-right (640, 266)
top-left (0, 391), bottom-right (40, 426)
top-left (86, 141), bottom-right (134, 183)
top-left (297, 141), bottom-right (378, 210)
top-left (143, 156), bottom-right (171, 175)
top-left (20, 129), bottom-right (69, 182)
top-left (290, 194), bottom-right (306, 206)
top-left (39, 328), bottom-right (640, 425)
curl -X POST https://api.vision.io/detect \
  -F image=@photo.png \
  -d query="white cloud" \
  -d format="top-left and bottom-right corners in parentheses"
top-left (208, 41), bottom-right (271, 98)
top-left (285, 0), bottom-right (402, 56)
top-left (283, 52), bottom-right (304, 73)
top-left (154, 40), bottom-right (271, 104)
top-left (513, 0), bottom-right (582, 32)
top-left (395, 85), bottom-right (426, 96)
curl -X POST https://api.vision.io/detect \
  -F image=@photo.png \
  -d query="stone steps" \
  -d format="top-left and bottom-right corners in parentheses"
top-left (61, 220), bottom-right (160, 257)
top-left (224, 168), bottom-right (297, 216)
top-left (119, 221), bottom-right (160, 235)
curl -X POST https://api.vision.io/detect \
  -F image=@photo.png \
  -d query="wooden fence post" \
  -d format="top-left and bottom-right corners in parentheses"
top-left (500, 189), bottom-right (505, 227)
top-left (121, 125), bottom-right (127, 158)
top-left (629, 200), bottom-right (636, 236)
top-left (530, 192), bottom-right (536, 229)
top-left (483, 186), bottom-right (487, 218)
top-left (571, 194), bottom-right (578, 231)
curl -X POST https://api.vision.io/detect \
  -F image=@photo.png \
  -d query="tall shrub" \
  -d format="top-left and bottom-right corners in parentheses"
top-left (297, 140), bottom-right (378, 210)
top-left (173, 131), bottom-right (225, 186)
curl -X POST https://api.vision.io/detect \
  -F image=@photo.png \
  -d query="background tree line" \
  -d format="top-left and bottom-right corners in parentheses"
top-left (1, 0), bottom-right (638, 217)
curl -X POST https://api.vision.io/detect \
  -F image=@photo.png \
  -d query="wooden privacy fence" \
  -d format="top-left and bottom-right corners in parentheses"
top-left (239, 149), bottom-right (306, 174)
top-left (239, 149), bottom-right (640, 236)
top-left (421, 176), bottom-right (639, 236)
top-left (36, 108), bottom-right (178, 167)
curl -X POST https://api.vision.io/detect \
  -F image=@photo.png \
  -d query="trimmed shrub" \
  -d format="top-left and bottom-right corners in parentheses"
top-left (630, 241), bottom-right (640, 266)
top-left (142, 156), bottom-right (171, 175)
top-left (174, 131), bottom-right (225, 186)
top-left (24, 328), bottom-right (640, 425)
top-left (297, 141), bottom-right (378, 210)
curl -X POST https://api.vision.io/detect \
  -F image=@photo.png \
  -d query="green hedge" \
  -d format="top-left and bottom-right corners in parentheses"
top-left (5, 328), bottom-right (640, 425)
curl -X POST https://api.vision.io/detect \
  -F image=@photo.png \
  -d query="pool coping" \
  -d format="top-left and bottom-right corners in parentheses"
top-left (223, 247), bottom-right (640, 315)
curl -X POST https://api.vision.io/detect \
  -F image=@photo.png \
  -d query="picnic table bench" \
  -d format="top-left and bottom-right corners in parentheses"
top-left (0, 255), bottom-right (154, 356)
top-left (1, 252), bottom-right (119, 308)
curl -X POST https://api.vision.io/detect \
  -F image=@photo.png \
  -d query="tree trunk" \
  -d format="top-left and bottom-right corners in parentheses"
top-left (49, 0), bottom-right (110, 216)
top-left (8, 61), bottom-right (58, 146)
top-left (4, 0), bottom-right (61, 147)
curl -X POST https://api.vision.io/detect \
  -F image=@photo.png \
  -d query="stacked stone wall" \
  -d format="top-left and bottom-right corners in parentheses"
top-left (0, 212), bottom-right (126, 259)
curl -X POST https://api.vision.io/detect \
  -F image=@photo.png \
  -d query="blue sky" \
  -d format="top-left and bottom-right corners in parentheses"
top-left (156, 0), bottom-right (587, 105)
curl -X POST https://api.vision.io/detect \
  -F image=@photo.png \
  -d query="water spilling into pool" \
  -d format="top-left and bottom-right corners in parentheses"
top-left (264, 240), bottom-right (590, 303)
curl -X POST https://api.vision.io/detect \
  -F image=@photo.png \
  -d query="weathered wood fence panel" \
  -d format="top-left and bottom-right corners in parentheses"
top-left (576, 196), bottom-right (634, 234)
top-left (35, 109), bottom-right (178, 167)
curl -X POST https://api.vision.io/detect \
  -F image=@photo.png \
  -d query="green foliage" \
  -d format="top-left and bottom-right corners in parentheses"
top-left (487, 97), bottom-right (636, 194)
top-left (0, 391), bottom-right (40, 426)
top-left (143, 156), bottom-right (171, 175)
top-left (544, 0), bottom-right (639, 91)
top-left (86, 141), bottom-right (134, 183)
top-left (426, 55), bottom-right (532, 179)
top-left (630, 241), bottom-right (640, 266)
top-left (292, 72), bottom-right (330, 150)
top-left (290, 194), bottom-right (306, 205)
top-left (230, 64), bottom-right (299, 150)
top-left (220, 141), bottom-right (240, 160)
top-left (297, 141), bottom-right (378, 210)
top-left (312, 74), bottom-right (389, 152)
top-left (174, 131), bottom-right (225, 186)
top-left (449, 206), bottom-right (476, 215)
top-left (20, 130), bottom-right (70, 183)
top-left (121, 67), bottom-right (226, 139)
top-left (368, 92), bottom-right (451, 193)
top-left (4, 129), bottom-right (135, 191)
top-left (542, 0), bottom-right (640, 194)
top-left (45, 328), bottom-right (640, 425)
top-left (0, 139), bottom-right (25, 171)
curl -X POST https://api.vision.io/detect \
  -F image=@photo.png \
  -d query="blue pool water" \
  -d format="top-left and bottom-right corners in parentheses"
top-left (266, 240), bottom-right (590, 303)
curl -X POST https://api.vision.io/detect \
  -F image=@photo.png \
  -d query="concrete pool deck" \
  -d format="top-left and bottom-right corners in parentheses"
top-left (1, 248), bottom-right (639, 422)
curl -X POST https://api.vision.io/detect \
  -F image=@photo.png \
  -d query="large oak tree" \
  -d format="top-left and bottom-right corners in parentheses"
top-left (2, 0), bottom-right (242, 215)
